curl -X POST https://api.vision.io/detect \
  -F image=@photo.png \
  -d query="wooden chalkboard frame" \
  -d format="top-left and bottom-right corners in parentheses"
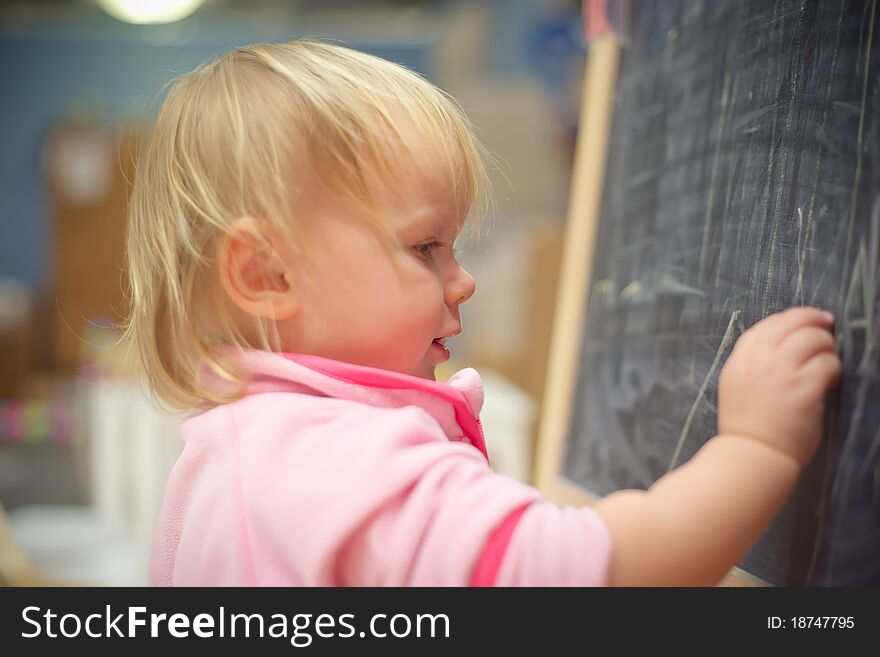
top-left (533, 33), bottom-right (763, 587)
top-left (535, 33), bottom-right (619, 508)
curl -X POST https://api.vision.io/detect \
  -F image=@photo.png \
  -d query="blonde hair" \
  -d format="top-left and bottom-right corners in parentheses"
top-left (124, 39), bottom-right (492, 411)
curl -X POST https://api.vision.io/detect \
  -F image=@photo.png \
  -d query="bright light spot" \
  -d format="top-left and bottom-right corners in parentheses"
top-left (97, 0), bottom-right (206, 25)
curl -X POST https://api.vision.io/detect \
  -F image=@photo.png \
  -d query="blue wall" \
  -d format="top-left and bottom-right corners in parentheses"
top-left (0, 16), bottom-right (431, 291)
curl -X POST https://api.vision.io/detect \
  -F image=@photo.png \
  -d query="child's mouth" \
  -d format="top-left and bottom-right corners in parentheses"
top-left (432, 338), bottom-right (450, 360)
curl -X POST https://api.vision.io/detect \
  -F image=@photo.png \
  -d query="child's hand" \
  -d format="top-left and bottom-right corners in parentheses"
top-left (717, 307), bottom-right (842, 468)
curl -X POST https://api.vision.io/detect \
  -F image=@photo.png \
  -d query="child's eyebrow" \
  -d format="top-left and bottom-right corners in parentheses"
top-left (410, 206), bottom-right (463, 238)
top-left (402, 210), bottom-right (448, 238)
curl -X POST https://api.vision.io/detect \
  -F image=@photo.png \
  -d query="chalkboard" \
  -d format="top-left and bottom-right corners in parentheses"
top-left (537, 0), bottom-right (880, 586)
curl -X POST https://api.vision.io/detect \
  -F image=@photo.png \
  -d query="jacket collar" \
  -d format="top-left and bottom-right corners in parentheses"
top-left (203, 350), bottom-right (488, 462)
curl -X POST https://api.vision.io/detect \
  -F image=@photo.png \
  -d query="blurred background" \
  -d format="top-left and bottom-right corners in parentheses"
top-left (0, 0), bottom-right (585, 584)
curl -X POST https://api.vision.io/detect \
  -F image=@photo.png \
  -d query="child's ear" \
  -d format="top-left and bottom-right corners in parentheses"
top-left (217, 217), bottom-right (298, 320)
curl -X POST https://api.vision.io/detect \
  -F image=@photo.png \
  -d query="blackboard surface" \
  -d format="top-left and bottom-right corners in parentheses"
top-left (562, 0), bottom-right (880, 585)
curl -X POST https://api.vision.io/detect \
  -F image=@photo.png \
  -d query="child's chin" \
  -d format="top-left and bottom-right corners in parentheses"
top-left (414, 364), bottom-right (437, 381)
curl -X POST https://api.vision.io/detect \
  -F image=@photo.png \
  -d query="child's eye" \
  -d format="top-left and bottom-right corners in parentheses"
top-left (413, 240), bottom-right (441, 261)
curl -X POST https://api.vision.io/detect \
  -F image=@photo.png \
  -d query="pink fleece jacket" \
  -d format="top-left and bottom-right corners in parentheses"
top-left (150, 350), bottom-right (612, 586)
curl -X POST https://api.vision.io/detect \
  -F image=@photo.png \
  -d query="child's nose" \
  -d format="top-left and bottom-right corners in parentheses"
top-left (446, 266), bottom-right (476, 306)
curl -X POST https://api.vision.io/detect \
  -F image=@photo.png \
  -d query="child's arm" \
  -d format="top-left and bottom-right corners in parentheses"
top-left (593, 307), bottom-right (841, 586)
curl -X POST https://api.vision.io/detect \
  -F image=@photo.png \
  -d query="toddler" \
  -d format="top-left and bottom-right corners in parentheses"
top-left (126, 40), bottom-right (841, 586)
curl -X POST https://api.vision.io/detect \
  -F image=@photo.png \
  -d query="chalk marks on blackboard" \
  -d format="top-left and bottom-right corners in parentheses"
top-left (668, 309), bottom-right (742, 472)
top-left (697, 66), bottom-right (735, 290)
top-left (562, 0), bottom-right (880, 584)
top-left (656, 273), bottom-right (705, 298)
top-left (837, 193), bottom-right (880, 491)
top-left (795, 208), bottom-right (808, 304)
top-left (839, 0), bottom-right (876, 316)
top-left (619, 281), bottom-right (641, 302)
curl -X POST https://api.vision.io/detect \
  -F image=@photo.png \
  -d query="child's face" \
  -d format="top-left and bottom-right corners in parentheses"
top-left (283, 174), bottom-right (475, 380)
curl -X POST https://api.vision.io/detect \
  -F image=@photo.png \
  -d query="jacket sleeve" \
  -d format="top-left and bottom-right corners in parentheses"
top-left (490, 501), bottom-right (612, 586)
top-left (320, 406), bottom-right (613, 586)
top-left (239, 400), bottom-right (611, 586)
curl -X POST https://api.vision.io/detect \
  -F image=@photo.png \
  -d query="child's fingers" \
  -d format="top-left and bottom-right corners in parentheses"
top-left (800, 351), bottom-right (843, 390)
top-left (750, 307), bottom-right (834, 346)
top-left (779, 326), bottom-right (836, 365)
